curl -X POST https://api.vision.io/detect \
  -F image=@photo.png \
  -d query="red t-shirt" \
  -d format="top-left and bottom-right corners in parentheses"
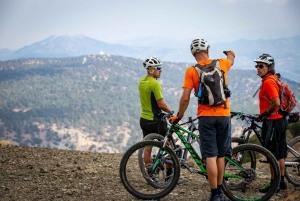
top-left (259, 74), bottom-right (283, 119)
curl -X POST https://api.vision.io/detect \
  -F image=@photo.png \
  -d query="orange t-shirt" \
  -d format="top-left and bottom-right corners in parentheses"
top-left (182, 58), bottom-right (232, 117)
top-left (259, 74), bottom-right (283, 119)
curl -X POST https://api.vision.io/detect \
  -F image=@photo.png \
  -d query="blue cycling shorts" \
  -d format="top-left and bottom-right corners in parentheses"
top-left (198, 116), bottom-right (232, 158)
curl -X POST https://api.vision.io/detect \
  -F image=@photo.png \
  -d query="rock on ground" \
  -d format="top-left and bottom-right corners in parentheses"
top-left (0, 146), bottom-right (300, 201)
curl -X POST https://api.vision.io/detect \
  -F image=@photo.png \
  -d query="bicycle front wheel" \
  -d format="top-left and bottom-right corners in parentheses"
top-left (223, 144), bottom-right (280, 201)
top-left (119, 140), bottom-right (180, 200)
top-left (138, 133), bottom-right (170, 189)
top-left (285, 136), bottom-right (300, 186)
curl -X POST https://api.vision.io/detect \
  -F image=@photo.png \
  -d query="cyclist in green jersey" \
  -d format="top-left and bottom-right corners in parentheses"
top-left (138, 57), bottom-right (182, 183)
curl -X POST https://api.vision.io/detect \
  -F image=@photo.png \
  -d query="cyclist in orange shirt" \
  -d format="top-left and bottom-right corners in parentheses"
top-left (255, 54), bottom-right (288, 193)
top-left (170, 38), bottom-right (234, 201)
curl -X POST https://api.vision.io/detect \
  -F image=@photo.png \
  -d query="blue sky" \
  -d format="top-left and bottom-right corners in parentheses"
top-left (1, 0), bottom-right (300, 49)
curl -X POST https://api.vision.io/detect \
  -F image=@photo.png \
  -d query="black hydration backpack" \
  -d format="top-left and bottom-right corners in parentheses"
top-left (194, 60), bottom-right (231, 107)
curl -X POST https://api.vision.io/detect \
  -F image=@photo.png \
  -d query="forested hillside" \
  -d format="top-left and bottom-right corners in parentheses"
top-left (0, 54), bottom-right (299, 153)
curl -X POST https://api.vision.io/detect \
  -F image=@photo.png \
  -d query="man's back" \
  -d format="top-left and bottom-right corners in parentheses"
top-left (182, 58), bottom-right (232, 117)
top-left (138, 76), bottom-right (163, 120)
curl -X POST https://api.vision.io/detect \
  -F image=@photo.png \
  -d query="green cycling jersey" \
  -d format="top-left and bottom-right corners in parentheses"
top-left (138, 76), bottom-right (163, 120)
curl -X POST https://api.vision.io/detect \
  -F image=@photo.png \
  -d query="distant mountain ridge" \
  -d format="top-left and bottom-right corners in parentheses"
top-left (0, 55), bottom-right (299, 152)
top-left (5, 35), bottom-right (140, 60)
top-left (0, 35), bottom-right (299, 82)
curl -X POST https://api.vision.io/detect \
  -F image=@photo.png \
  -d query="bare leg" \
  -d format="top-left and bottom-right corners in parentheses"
top-left (144, 147), bottom-right (152, 165)
top-left (206, 156), bottom-right (218, 189)
top-left (278, 158), bottom-right (285, 177)
top-left (217, 157), bottom-right (225, 185)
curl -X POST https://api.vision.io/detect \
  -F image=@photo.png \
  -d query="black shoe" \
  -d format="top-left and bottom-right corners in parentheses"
top-left (165, 176), bottom-right (183, 185)
top-left (280, 181), bottom-right (287, 190)
top-left (259, 181), bottom-right (280, 193)
top-left (206, 195), bottom-right (221, 201)
top-left (259, 181), bottom-right (271, 193)
top-left (219, 193), bottom-right (230, 201)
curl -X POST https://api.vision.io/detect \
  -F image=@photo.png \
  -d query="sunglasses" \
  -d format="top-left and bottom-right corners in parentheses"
top-left (153, 66), bottom-right (162, 70)
top-left (255, 64), bottom-right (265, 69)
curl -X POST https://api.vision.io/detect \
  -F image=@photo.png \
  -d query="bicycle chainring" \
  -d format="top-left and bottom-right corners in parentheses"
top-left (239, 168), bottom-right (256, 184)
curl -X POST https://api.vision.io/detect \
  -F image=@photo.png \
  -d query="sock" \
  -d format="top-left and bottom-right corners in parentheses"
top-left (281, 176), bottom-right (285, 182)
top-left (217, 185), bottom-right (222, 195)
top-left (166, 168), bottom-right (172, 176)
top-left (211, 188), bottom-right (218, 198)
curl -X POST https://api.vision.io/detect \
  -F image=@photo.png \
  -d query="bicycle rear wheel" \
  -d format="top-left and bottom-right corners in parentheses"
top-left (223, 144), bottom-right (280, 201)
top-left (231, 137), bottom-right (245, 148)
top-left (119, 140), bottom-right (180, 200)
top-left (285, 136), bottom-right (300, 186)
top-left (231, 137), bottom-right (257, 170)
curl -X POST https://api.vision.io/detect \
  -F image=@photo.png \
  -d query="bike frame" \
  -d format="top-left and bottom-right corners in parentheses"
top-left (151, 121), bottom-right (245, 179)
top-left (234, 112), bottom-right (300, 166)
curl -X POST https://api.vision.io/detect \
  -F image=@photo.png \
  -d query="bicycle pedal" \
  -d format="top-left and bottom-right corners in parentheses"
top-left (191, 169), bottom-right (199, 173)
top-left (181, 163), bottom-right (192, 172)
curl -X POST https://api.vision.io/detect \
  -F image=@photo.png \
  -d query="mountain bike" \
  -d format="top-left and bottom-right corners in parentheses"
top-left (137, 116), bottom-right (199, 188)
top-left (119, 113), bottom-right (280, 201)
top-left (231, 111), bottom-right (300, 186)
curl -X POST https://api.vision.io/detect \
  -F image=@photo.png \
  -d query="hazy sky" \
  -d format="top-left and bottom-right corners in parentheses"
top-left (1, 0), bottom-right (300, 49)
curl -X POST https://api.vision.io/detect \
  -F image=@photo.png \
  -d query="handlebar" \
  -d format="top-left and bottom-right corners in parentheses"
top-left (160, 112), bottom-right (198, 131)
top-left (230, 111), bottom-right (258, 122)
top-left (231, 111), bottom-right (300, 124)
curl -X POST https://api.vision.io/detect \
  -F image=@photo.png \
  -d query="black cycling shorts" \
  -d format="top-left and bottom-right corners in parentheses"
top-left (261, 117), bottom-right (287, 160)
top-left (140, 117), bottom-right (167, 138)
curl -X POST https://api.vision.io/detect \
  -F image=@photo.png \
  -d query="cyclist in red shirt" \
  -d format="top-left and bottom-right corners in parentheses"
top-left (255, 53), bottom-right (288, 192)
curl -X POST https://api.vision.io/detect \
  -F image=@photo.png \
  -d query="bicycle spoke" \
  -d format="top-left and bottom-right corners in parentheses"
top-left (286, 136), bottom-right (300, 186)
top-left (119, 140), bottom-right (180, 200)
top-left (223, 144), bottom-right (280, 201)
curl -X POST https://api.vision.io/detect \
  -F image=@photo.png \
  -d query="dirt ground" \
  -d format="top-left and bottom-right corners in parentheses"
top-left (0, 145), bottom-right (300, 201)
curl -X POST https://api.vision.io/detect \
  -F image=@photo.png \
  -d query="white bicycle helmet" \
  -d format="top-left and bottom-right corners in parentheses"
top-left (143, 57), bottom-right (163, 69)
top-left (190, 38), bottom-right (209, 55)
top-left (254, 54), bottom-right (274, 65)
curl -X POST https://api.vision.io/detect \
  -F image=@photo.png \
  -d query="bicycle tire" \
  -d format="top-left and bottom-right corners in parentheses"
top-left (231, 137), bottom-right (246, 146)
top-left (231, 137), bottom-right (256, 169)
top-left (225, 139), bottom-right (257, 191)
top-left (119, 140), bottom-right (180, 200)
top-left (223, 143), bottom-right (280, 201)
top-left (285, 136), bottom-right (300, 186)
top-left (138, 133), bottom-right (168, 189)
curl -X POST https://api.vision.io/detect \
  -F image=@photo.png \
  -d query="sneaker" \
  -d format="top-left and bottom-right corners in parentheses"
top-left (206, 195), bottom-right (221, 201)
top-left (165, 176), bottom-right (184, 185)
top-left (219, 193), bottom-right (230, 201)
top-left (259, 181), bottom-right (271, 193)
top-left (177, 178), bottom-right (183, 185)
top-left (259, 181), bottom-right (280, 193)
top-left (279, 181), bottom-right (287, 190)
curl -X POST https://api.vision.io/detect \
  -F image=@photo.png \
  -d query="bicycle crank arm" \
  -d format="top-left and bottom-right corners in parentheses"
top-left (259, 159), bottom-right (270, 164)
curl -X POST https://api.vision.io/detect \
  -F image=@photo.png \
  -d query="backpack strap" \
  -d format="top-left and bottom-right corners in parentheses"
top-left (193, 60), bottom-right (218, 96)
top-left (253, 75), bottom-right (278, 98)
top-left (194, 59), bottom-right (218, 82)
top-left (193, 60), bottom-right (228, 108)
